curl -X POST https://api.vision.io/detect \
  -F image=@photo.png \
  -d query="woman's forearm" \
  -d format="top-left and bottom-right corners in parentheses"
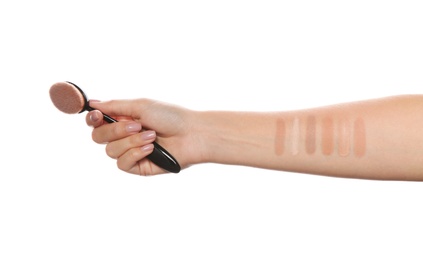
top-left (196, 95), bottom-right (423, 181)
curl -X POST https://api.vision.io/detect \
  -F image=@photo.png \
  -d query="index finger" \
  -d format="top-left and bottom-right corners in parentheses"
top-left (89, 99), bottom-right (154, 120)
top-left (91, 120), bottom-right (142, 144)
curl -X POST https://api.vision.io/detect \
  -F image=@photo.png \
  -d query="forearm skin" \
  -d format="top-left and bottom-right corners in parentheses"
top-left (197, 95), bottom-right (423, 181)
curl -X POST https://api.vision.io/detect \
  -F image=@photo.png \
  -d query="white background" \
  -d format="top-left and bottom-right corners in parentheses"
top-left (1, 0), bottom-right (422, 259)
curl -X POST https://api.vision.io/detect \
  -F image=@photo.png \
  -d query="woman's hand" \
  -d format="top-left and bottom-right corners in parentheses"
top-left (85, 99), bottom-right (203, 176)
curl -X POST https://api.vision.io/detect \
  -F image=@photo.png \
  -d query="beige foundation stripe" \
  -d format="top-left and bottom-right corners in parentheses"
top-left (305, 115), bottom-right (316, 154)
top-left (322, 117), bottom-right (334, 155)
top-left (338, 118), bottom-right (350, 157)
top-left (275, 119), bottom-right (286, 156)
top-left (291, 117), bottom-right (300, 155)
top-left (354, 118), bottom-right (366, 158)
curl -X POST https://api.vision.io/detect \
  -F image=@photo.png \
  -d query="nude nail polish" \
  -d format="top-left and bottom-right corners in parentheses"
top-left (126, 123), bottom-right (142, 133)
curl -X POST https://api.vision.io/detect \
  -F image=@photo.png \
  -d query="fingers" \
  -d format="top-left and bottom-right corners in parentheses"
top-left (116, 144), bottom-right (155, 174)
top-left (86, 110), bottom-right (135, 127)
top-left (90, 120), bottom-right (142, 144)
top-left (86, 113), bottom-right (161, 175)
top-left (85, 99), bottom-right (180, 176)
top-left (105, 130), bottom-right (156, 159)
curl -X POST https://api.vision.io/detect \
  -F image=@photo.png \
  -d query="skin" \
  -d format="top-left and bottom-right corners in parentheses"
top-left (86, 95), bottom-right (423, 181)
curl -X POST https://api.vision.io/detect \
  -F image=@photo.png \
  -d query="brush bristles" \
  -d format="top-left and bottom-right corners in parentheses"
top-left (49, 82), bottom-right (85, 114)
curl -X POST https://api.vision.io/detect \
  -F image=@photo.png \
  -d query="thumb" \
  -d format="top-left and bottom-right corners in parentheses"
top-left (89, 99), bottom-right (152, 119)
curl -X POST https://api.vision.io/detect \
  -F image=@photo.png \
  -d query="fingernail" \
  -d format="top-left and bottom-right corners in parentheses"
top-left (126, 123), bottom-right (142, 133)
top-left (90, 111), bottom-right (100, 122)
top-left (141, 144), bottom-right (154, 152)
top-left (89, 100), bottom-right (101, 107)
top-left (141, 131), bottom-right (156, 140)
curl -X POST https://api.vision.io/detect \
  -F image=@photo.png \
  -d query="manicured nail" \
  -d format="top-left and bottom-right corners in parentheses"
top-left (126, 123), bottom-right (142, 133)
top-left (89, 111), bottom-right (100, 122)
top-left (89, 100), bottom-right (101, 107)
top-left (141, 130), bottom-right (156, 141)
top-left (141, 144), bottom-right (154, 152)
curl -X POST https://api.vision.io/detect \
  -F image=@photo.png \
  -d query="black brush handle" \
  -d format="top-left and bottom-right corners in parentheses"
top-left (148, 142), bottom-right (181, 173)
top-left (101, 111), bottom-right (181, 173)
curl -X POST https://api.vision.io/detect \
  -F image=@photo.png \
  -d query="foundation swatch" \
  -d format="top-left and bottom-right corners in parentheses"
top-left (337, 118), bottom-right (350, 157)
top-left (275, 119), bottom-right (286, 156)
top-left (353, 118), bottom-right (366, 157)
top-left (305, 115), bottom-right (316, 154)
top-left (291, 117), bottom-right (300, 155)
top-left (321, 117), bottom-right (334, 155)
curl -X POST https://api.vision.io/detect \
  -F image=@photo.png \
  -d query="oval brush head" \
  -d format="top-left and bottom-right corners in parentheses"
top-left (49, 82), bottom-right (86, 114)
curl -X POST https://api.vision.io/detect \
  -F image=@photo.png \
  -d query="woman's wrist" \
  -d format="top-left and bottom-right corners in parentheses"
top-left (193, 110), bottom-right (277, 167)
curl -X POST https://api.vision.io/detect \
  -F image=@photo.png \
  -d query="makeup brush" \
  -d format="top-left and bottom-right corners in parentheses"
top-left (49, 81), bottom-right (181, 173)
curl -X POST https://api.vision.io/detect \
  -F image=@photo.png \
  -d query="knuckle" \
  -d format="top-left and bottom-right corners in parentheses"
top-left (91, 130), bottom-right (102, 144)
top-left (111, 124), bottom-right (122, 137)
top-left (117, 148), bottom-right (141, 172)
top-left (116, 160), bottom-right (126, 172)
top-left (128, 148), bottom-right (142, 162)
top-left (130, 133), bottom-right (144, 146)
top-left (105, 144), bottom-right (116, 159)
